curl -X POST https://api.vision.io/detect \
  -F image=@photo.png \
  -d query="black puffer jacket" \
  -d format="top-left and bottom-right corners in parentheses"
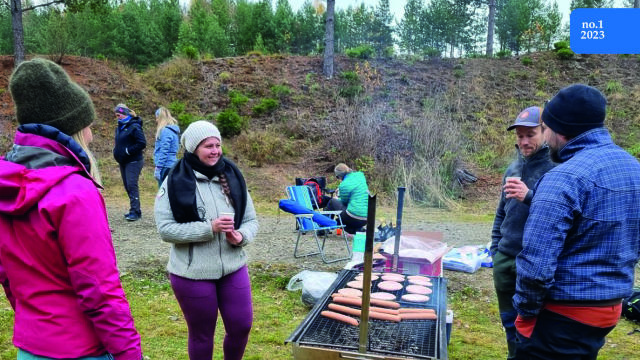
top-left (490, 145), bottom-right (556, 257)
top-left (113, 117), bottom-right (146, 164)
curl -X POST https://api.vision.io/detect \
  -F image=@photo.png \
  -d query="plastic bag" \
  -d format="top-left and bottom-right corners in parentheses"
top-left (443, 245), bottom-right (487, 273)
top-left (381, 234), bottom-right (449, 263)
top-left (286, 270), bottom-right (338, 307)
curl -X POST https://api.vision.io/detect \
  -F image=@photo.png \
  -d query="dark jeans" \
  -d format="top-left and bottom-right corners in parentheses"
top-left (515, 309), bottom-right (616, 360)
top-left (325, 198), bottom-right (367, 234)
top-left (493, 251), bottom-right (518, 359)
top-left (119, 160), bottom-right (143, 215)
top-left (170, 266), bottom-right (253, 360)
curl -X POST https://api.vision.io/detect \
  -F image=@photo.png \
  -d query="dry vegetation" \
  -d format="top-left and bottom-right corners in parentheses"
top-left (2, 53), bottom-right (640, 207)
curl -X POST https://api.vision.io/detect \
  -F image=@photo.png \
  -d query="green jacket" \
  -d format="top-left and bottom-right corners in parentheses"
top-left (339, 171), bottom-right (369, 218)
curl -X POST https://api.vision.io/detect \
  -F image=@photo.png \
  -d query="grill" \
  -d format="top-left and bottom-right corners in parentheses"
top-left (287, 190), bottom-right (448, 359)
top-left (286, 269), bottom-right (448, 359)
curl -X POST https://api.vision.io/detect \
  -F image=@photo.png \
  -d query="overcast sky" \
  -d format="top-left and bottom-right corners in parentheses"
top-left (289, 0), bottom-right (627, 27)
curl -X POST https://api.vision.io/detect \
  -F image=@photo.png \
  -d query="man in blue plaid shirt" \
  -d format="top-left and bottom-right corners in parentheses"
top-left (513, 84), bottom-right (640, 359)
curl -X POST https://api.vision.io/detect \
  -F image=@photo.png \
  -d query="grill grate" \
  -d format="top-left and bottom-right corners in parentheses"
top-left (294, 270), bottom-right (446, 359)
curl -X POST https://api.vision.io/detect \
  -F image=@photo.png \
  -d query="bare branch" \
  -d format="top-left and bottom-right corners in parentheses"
top-left (22, 0), bottom-right (64, 12)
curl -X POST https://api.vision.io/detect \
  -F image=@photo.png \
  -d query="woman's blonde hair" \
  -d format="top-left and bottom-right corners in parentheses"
top-left (155, 106), bottom-right (178, 139)
top-left (71, 130), bottom-right (102, 186)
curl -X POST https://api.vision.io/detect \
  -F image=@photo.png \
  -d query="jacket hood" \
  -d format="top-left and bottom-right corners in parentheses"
top-left (1, 126), bottom-right (96, 216)
top-left (0, 159), bottom-right (80, 216)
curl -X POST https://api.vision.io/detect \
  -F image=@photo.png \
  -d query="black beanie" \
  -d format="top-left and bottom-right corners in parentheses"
top-left (9, 58), bottom-right (95, 136)
top-left (541, 84), bottom-right (606, 138)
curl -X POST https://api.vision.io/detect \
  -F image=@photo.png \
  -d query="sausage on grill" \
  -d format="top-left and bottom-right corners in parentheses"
top-left (328, 303), bottom-right (400, 322)
top-left (400, 312), bottom-right (438, 320)
top-left (321, 310), bottom-right (359, 326)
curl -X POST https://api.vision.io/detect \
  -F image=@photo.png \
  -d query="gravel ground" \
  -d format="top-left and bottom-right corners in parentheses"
top-left (108, 202), bottom-right (493, 275)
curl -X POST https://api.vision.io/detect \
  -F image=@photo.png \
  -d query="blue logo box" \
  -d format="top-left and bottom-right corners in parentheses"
top-left (570, 8), bottom-right (640, 54)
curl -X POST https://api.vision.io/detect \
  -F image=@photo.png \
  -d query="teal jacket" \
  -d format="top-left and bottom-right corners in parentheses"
top-left (339, 171), bottom-right (369, 218)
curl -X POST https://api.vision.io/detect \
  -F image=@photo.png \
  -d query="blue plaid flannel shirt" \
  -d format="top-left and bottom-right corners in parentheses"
top-left (514, 128), bottom-right (640, 318)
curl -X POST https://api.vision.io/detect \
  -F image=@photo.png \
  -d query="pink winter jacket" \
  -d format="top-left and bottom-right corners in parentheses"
top-left (0, 129), bottom-right (142, 360)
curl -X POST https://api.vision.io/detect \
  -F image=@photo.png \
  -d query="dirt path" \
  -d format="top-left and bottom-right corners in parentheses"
top-left (107, 202), bottom-right (493, 275)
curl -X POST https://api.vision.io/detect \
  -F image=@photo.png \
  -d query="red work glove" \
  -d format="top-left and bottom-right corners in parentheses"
top-left (515, 314), bottom-right (537, 338)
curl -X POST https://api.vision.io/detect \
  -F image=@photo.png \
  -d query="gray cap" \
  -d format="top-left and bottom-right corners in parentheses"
top-left (507, 106), bottom-right (542, 131)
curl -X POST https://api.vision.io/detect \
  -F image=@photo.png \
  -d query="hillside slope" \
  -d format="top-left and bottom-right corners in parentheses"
top-left (2, 53), bottom-right (639, 206)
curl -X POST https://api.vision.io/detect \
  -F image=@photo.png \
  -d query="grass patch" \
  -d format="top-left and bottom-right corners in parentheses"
top-left (1, 256), bottom-right (639, 359)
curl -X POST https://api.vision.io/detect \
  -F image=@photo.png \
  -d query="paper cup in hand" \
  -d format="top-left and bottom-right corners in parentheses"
top-left (220, 212), bottom-right (235, 219)
top-left (506, 176), bottom-right (521, 182)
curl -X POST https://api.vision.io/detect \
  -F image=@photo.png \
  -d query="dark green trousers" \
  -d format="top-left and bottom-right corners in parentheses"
top-left (493, 251), bottom-right (518, 359)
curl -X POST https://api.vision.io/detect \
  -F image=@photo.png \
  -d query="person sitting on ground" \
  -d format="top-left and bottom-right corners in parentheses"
top-left (325, 163), bottom-right (369, 234)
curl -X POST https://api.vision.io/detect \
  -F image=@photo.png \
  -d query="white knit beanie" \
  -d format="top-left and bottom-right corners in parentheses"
top-left (181, 120), bottom-right (222, 153)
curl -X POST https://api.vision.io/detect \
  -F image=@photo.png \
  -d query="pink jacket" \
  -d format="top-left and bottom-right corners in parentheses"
top-left (0, 129), bottom-right (142, 360)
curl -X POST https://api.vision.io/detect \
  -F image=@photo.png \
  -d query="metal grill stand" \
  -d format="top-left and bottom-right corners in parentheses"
top-left (287, 193), bottom-right (448, 359)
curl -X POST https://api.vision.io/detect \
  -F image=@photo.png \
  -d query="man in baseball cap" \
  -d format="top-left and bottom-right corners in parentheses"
top-left (491, 106), bottom-right (556, 359)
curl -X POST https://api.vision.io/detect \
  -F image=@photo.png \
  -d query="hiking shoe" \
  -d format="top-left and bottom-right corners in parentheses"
top-left (125, 213), bottom-right (141, 221)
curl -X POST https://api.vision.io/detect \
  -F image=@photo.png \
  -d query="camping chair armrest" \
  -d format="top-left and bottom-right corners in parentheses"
top-left (294, 214), bottom-right (314, 219)
top-left (319, 210), bottom-right (342, 216)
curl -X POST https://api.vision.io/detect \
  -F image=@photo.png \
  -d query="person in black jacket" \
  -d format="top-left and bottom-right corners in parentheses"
top-left (490, 106), bottom-right (556, 359)
top-left (113, 103), bottom-right (146, 221)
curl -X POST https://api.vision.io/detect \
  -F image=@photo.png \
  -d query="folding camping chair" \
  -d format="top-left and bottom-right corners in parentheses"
top-left (295, 176), bottom-right (335, 209)
top-left (285, 185), bottom-right (351, 264)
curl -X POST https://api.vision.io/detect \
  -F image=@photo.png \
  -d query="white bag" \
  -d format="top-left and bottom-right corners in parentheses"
top-left (286, 270), bottom-right (338, 307)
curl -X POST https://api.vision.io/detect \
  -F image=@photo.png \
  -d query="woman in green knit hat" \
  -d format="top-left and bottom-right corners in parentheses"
top-left (325, 163), bottom-right (369, 234)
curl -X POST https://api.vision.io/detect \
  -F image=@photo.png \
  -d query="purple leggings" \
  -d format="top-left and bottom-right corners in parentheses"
top-left (170, 266), bottom-right (253, 360)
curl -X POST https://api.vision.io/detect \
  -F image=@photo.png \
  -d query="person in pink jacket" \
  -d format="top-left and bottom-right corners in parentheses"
top-left (0, 58), bottom-right (142, 360)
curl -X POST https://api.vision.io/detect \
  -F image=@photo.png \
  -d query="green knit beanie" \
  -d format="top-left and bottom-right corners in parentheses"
top-left (9, 58), bottom-right (95, 136)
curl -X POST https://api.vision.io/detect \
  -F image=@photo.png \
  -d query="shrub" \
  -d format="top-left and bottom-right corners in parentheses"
top-left (536, 77), bottom-right (547, 90)
top-left (521, 56), bottom-right (533, 66)
top-left (339, 85), bottom-right (362, 98)
top-left (423, 47), bottom-right (441, 58)
top-left (235, 130), bottom-right (299, 166)
top-left (168, 101), bottom-right (186, 115)
top-left (345, 44), bottom-right (375, 59)
top-left (383, 46), bottom-right (395, 58)
top-left (556, 48), bottom-right (574, 60)
top-left (216, 109), bottom-right (248, 137)
top-left (229, 90), bottom-right (249, 109)
top-left (181, 45), bottom-right (199, 60)
top-left (246, 50), bottom-right (263, 57)
top-left (219, 71), bottom-right (232, 83)
top-left (453, 69), bottom-right (465, 78)
top-left (252, 98), bottom-right (280, 116)
top-left (496, 50), bottom-right (511, 58)
top-left (340, 71), bottom-right (359, 82)
top-left (177, 113), bottom-right (197, 128)
top-left (605, 81), bottom-right (623, 95)
top-left (271, 84), bottom-right (292, 98)
top-left (627, 143), bottom-right (640, 157)
top-left (554, 41), bottom-right (570, 51)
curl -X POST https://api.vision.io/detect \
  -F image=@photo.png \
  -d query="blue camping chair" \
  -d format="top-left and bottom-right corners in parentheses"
top-left (281, 185), bottom-right (351, 263)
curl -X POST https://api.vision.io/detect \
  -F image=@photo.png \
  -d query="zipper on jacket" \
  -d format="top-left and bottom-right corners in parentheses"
top-left (207, 179), bottom-right (227, 277)
top-left (188, 243), bottom-right (193, 267)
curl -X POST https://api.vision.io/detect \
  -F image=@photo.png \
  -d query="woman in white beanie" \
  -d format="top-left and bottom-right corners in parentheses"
top-left (154, 120), bottom-right (258, 360)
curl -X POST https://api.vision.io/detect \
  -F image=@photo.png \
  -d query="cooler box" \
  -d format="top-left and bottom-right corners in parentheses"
top-left (380, 231), bottom-right (446, 276)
